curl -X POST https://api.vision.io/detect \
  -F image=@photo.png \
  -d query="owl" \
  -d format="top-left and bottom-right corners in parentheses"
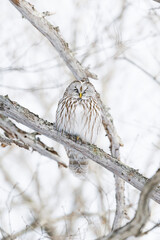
top-left (56, 80), bottom-right (102, 178)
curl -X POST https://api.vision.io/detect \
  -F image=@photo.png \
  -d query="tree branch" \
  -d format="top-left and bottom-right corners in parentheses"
top-left (1, 220), bottom-right (38, 240)
top-left (0, 162), bottom-right (56, 240)
top-left (9, 0), bottom-right (97, 81)
top-left (0, 95), bottom-right (160, 204)
top-left (98, 96), bottom-right (125, 229)
top-left (0, 115), bottom-right (66, 167)
top-left (118, 57), bottom-right (160, 86)
top-left (96, 169), bottom-right (160, 240)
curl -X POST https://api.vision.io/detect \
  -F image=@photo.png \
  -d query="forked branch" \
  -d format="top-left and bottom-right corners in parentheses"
top-left (0, 115), bottom-right (66, 167)
top-left (96, 169), bottom-right (160, 240)
top-left (0, 95), bottom-right (160, 205)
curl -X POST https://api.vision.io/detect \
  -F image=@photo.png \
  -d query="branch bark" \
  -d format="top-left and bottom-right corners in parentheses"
top-left (0, 115), bottom-right (66, 167)
top-left (9, 0), bottom-right (97, 81)
top-left (96, 169), bottom-right (160, 240)
top-left (99, 100), bottom-right (125, 229)
top-left (0, 95), bottom-right (160, 205)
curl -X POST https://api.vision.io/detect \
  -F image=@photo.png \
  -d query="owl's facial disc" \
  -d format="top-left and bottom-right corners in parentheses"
top-left (73, 85), bottom-right (88, 99)
top-left (66, 81), bottom-right (96, 99)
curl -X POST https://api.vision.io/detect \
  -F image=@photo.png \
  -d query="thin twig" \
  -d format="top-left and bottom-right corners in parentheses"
top-left (1, 220), bottom-right (38, 240)
top-left (0, 163), bottom-right (57, 240)
top-left (138, 222), bottom-right (160, 236)
top-left (119, 56), bottom-right (160, 85)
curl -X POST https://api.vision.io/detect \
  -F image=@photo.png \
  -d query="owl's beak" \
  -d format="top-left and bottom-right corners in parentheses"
top-left (79, 92), bottom-right (82, 98)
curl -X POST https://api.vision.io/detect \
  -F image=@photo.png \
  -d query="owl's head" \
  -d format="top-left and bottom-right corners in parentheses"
top-left (64, 81), bottom-right (97, 100)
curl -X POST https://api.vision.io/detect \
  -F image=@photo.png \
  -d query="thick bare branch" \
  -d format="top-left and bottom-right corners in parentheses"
top-left (96, 169), bottom-right (160, 240)
top-left (0, 95), bottom-right (160, 204)
top-left (9, 0), bottom-right (97, 81)
top-left (112, 176), bottom-right (125, 229)
top-left (98, 96), bottom-right (125, 229)
top-left (0, 115), bottom-right (66, 167)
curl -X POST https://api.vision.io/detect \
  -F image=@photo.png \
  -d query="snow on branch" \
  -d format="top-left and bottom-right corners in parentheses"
top-left (9, 0), bottom-right (97, 81)
top-left (96, 169), bottom-right (160, 240)
top-left (0, 95), bottom-right (160, 205)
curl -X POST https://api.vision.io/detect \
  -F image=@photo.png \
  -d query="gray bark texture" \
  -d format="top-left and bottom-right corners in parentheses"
top-left (0, 95), bottom-right (160, 205)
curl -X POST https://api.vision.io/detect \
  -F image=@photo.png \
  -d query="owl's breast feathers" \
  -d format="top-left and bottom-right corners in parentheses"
top-left (56, 96), bottom-right (102, 144)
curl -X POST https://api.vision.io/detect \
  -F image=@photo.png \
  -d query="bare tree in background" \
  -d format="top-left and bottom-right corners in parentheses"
top-left (0, 0), bottom-right (160, 239)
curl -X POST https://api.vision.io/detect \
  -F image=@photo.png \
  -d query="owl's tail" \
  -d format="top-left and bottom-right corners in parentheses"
top-left (66, 149), bottom-right (88, 178)
top-left (69, 158), bottom-right (88, 178)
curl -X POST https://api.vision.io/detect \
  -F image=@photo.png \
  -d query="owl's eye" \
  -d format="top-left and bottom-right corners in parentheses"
top-left (83, 87), bottom-right (88, 94)
top-left (74, 87), bottom-right (79, 93)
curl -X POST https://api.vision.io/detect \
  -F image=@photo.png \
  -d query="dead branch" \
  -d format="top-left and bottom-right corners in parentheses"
top-left (98, 97), bottom-right (125, 229)
top-left (96, 169), bottom-right (160, 240)
top-left (0, 162), bottom-right (57, 240)
top-left (0, 95), bottom-right (160, 205)
top-left (1, 220), bottom-right (38, 240)
top-left (9, 0), bottom-right (97, 81)
top-left (138, 222), bottom-right (160, 236)
top-left (112, 176), bottom-right (125, 229)
top-left (0, 115), bottom-right (66, 168)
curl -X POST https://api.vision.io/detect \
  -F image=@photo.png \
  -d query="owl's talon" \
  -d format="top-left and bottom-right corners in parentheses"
top-left (93, 146), bottom-right (98, 153)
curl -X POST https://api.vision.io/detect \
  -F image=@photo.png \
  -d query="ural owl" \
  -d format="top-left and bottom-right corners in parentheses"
top-left (56, 80), bottom-right (102, 178)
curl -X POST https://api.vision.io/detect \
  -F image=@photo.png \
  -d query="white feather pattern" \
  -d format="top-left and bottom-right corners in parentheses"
top-left (56, 81), bottom-right (102, 177)
top-left (56, 97), bottom-right (102, 143)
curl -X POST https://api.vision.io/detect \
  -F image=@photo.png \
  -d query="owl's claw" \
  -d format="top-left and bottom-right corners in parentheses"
top-left (75, 135), bottom-right (82, 144)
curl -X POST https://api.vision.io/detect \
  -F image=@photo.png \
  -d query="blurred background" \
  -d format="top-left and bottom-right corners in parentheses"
top-left (0, 0), bottom-right (160, 239)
